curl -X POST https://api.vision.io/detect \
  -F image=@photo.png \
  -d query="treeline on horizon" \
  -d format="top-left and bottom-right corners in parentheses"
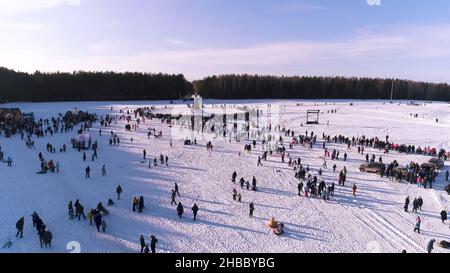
top-left (0, 67), bottom-right (193, 102)
top-left (193, 74), bottom-right (450, 101)
top-left (1, 67), bottom-right (450, 102)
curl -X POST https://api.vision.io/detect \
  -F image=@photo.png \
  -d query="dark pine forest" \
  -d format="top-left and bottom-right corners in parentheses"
top-left (1, 67), bottom-right (450, 102)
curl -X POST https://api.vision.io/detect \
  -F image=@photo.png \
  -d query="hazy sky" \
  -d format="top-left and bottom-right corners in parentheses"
top-left (1, 0), bottom-right (450, 82)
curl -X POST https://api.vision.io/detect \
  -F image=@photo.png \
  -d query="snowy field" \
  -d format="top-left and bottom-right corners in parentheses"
top-left (0, 99), bottom-right (449, 253)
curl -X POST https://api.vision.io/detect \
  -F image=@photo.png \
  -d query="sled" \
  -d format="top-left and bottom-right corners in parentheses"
top-left (36, 170), bottom-right (47, 174)
top-left (272, 223), bottom-right (284, 236)
top-left (437, 240), bottom-right (450, 249)
top-left (268, 222), bottom-right (284, 236)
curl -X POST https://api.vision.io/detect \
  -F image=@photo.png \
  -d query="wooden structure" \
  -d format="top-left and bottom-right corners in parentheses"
top-left (306, 110), bottom-right (320, 124)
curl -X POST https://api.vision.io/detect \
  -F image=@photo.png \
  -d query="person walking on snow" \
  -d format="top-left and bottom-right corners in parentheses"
top-left (6, 156), bottom-right (12, 166)
top-left (102, 165), bottom-right (106, 176)
top-left (171, 190), bottom-right (177, 205)
top-left (94, 213), bottom-right (102, 232)
top-left (16, 217), bottom-right (24, 238)
top-left (298, 181), bottom-right (304, 196)
top-left (441, 210), bottom-right (447, 223)
top-left (138, 196), bottom-right (145, 213)
top-left (175, 183), bottom-right (180, 196)
top-left (417, 197), bottom-right (423, 211)
top-left (414, 216), bottom-right (421, 234)
top-left (139, 234), bottom-right (146, 253)
top-left (150, 235), bottom-right (158, 253)
top-left (68, 201), bottom-right (74, 220)
top-left (87, 209), bottom-right (95, 225)
top-left (116, 185), bottom-right (123, 200)
top-left (404, 196), bottom-right (410, 212)
top-left (177, 202), bottom-right (184, 218)
top-left (352, 184), bottom-right (357, 197)
top-left (192, 203), bottom-right (199, 221)
top-left (427, 239), bottom-right (436, 253)
top-left (232, 171), bottom-right (237, 183)
top-left (132, 196), bottom-right (138, 212)
top-left (85, 166), bottom-right (90, 178)
top-left (257, 156), bottom-right (263, 166)
top-left (249, 202), bottom-right (255, 217)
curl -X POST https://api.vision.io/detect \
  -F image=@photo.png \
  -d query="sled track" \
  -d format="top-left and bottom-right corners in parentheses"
top-left (341, 204), bottom-right (424, 252)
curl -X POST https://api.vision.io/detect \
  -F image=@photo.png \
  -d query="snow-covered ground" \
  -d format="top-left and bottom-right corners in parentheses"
top-left (0, 99), bottom-right (449, 253)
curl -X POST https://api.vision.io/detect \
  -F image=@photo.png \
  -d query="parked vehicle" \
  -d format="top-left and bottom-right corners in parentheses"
top-left (359, 162), bottom-right (386, 175)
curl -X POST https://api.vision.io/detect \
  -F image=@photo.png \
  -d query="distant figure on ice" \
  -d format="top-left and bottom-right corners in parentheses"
top-left (297, 182), bottom-right (303, 196)
top-left (249, 202), bottom-right (255, 217)
top-left (132, 196), bottom-right (138, 212)
top-left (175, 183), bottom-right (180, 196)
top-left (414, 217), bottom-right (421, 234)
top-left (139, 234), bottom-right (146, 253)
top-left (85, 166), bottom-right (91, 178)
top-left (231, 171), bottom-right (237, 183)
top-left (16, 217), bottom-right (24, 238)
top-left (6, 156), bottom-right (12, 167)
top-left (177, 202), bottom-right (184, 218)
top-left (171, 189), bottom-right (177, 205)
top-left (404, 196), bottom-right (410, 212)
top-left (352, 184), bottom-right (357, 197)
top-left (427, 239), bottom-right (436, 253)
top-left (138, 196), bottom-right (145, 213)
top-left (257, 156), bottom-right (262, 166)
top-left (440, 210), bottom-right (447, 223)
top-left (102, 165), bottom-right (106, 176)
top-left (150, 235), bottom-right (158, 253)
top-left (94, 213), bottom-right (102, 232)
top-left (192, 203), bottom-right (199, 221)
top-left (116, 185), bottom-right (123, 200)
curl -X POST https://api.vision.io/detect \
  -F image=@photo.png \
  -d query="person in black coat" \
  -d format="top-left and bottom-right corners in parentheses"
top-left (94, 213), bottom-right (102, 232)
top-left (177, 202), bottom-right (184, 218)
top-left (441, 210), bottom-right (448, 223)
top-left (404, 196), bottom-right (410, 212)
top-left (297, 182), bottom-right (304, 196)
top-left (116, 185), bottom-right (123, 200)
top-left (231, 171), bottom-right (237, 183)
top-left (31, 211), bottom-right (39, 227)
top-left (16, 217), bottom-right (24, 238)
top-left (35, 217), bottom-right (44, 234)
top-left (138, 196), bottom-right (145, 213)
top-left (85, 166), bottom-right (90, 178)
top-left (249, 202), bottom-right (255, 217)
top-left (417, 197), bottom-right (423, 210)
top-left (175, 183), bottom-right (180, 197)
top-left (150, 235), bottom-right (158, 253)
top-left (192, 203), bottom-right (199, 221)
top-left (139, 235), bottom-right (146, 253)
